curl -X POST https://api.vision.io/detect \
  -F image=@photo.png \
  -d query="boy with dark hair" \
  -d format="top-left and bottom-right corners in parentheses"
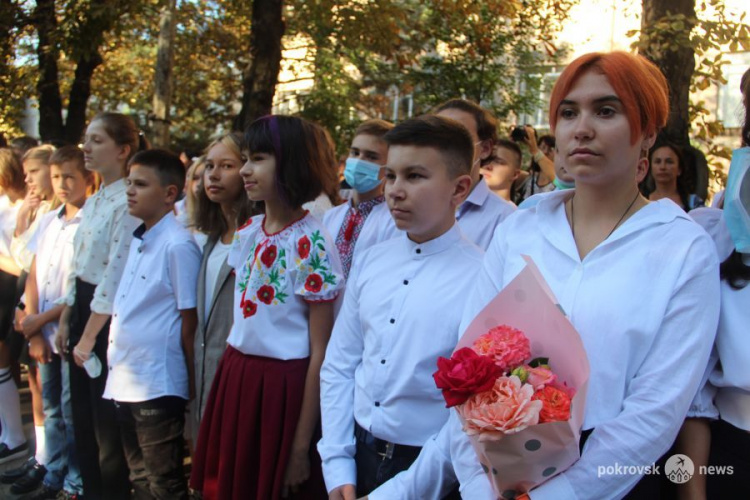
top-left (319, 115), bottom-right (484, 499)
top-left (102, 149), bottom-right (200, 499)
top-left (324, 119), bottom-right (398, 282)
top-left (435, 99), bottom-right (516, 250)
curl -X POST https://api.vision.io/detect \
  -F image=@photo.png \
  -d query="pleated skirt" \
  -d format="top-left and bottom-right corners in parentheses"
top-left (190, 345), bottom-right (326, 500)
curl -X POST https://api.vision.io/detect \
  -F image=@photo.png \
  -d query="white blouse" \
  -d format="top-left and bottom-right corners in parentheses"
top-left (11, 200), bottom-right (53, 272)
top-left (226, 212), bottom-right (344, 360)
top-left (463, 190), bottom-right (719, 500)
top-left (689, 208), bottom-right (750, 431)
top-left (0, 194), bottom-right (21, 257)
top-left (63, 179), bottom-right (141, 315)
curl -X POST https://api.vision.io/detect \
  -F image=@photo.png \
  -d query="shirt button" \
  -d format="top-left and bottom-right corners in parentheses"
top-left (403, 280), bottom-right (409, 285)
top-left (415, 248), bottom-right (421, 254)
top-left (374, 402), bottom-right (380, 407)
top-left (389, 318), bottom-right (395, 324)
top-left (380, 359), bottom-right (386, 364)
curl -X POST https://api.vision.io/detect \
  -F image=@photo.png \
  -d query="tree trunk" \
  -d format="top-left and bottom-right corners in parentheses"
top-left (65, 51), bottom-right (103, 145)
top-left (33, 0), bottom-right (65, 143)
top-left (234, 0), bottom-right (285, 131)
top-left (152, 0), bottom-right (177, 148)
top-left (640, 0), bottom-right (696, 147)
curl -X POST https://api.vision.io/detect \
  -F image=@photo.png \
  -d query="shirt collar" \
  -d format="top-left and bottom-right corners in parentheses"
top-left (56, 205), bottom-right (83, 224)
top-left (462, 178), bottom-right (491, 208)
top-left (402, 222), bottom-right (462, 260)
top-left (98, 178), bottom-right (127, 201)
top-left (133, 211), bottom-right (175, 243)
top-left (536, 189), bottom-right (693, 259)
top-left (350, 195), bottom-right (385, 216)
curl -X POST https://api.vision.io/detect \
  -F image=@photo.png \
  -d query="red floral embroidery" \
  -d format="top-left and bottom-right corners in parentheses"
top-left (257, 285), bottom-right (275, 305)
top-left (238, 216), bottom-right (254, 230)
top-left (305, 273), bottom-right (323, 293)
top-left (298, 235), bottom-right (311, 259)
top-left (260, 245), bottom-right (277, 267)
top-left (241, 300), bottom-right (257, 318)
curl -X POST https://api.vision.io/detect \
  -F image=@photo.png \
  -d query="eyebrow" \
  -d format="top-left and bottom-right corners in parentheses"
top-left (560, 95), bottom-right (622, 106)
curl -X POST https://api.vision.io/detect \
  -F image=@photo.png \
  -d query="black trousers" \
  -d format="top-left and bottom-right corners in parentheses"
top-left (354, 424), bottom-right (461, 499)
top-left (115, 396), bottom-right (188, 500)
top-left (67, 279), bottom-right (130, 500)
top-left (706, 419), bottom-right (750, 497)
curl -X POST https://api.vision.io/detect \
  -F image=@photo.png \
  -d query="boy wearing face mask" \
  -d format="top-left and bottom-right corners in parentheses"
top-left (324, 120), bottom-right (399, 283)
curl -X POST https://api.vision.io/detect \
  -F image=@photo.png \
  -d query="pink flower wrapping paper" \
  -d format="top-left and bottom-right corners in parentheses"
top-left (455, 256), bottom-right (590, 499)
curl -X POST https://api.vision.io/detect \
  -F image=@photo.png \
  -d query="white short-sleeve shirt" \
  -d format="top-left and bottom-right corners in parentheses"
top-left (226, 212), bottom-right (344, 360)
top-left (104, 212), bottom-right (201, 403)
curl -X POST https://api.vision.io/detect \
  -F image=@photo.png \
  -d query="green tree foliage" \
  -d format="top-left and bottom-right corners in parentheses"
top-left (0, 0), bottom-right (35, 138)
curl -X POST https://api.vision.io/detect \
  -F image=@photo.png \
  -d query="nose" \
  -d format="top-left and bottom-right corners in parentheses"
top-left (208, 166), bottom-right (220, 181)
top-left (573, 113), bottom-right (594, 141)
top-left (386, 176), bottom-right (405, 201)
top-left (239, 160), bottom-right (252, 178)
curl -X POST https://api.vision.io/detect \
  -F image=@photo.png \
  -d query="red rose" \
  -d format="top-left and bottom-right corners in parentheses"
top-left (305, 273), bottom-right (323, 293)
top-left (241, 300), bottom-right (257, 318)
top-left (260, 245), bottom-right (277, 267)
top-left (531, 384), bottom-right (572, 423)
top-left (257, 285), bottom-right (275, 305)
top-left (433, 347), bottom-right (505, 408)
top-left (298, 235), bottom-right (311, 259)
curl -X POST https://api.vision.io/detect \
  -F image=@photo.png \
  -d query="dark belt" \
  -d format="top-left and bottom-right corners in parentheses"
top-left (354, 423), bottom-right (422, 461)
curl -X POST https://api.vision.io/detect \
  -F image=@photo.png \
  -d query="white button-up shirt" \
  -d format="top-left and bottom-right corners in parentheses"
top-left (63, 179), bottom-right (141, 314)
top-left (689, 207), bottom-right (750, 431)
top-left (318, 223), bottom-right (483, 492)
top-left (103, 212), bottom-right (201, 403)
top-left (455, 178), bottom-right (516, 250)
top-left (28, 207), bottom-right (82, 351)
top-left (11, 200), bottom-right (53, 272)
top-left (0, 194), bottom-right (21, 257)
top-left (461, 190), bottom-right (719, 500)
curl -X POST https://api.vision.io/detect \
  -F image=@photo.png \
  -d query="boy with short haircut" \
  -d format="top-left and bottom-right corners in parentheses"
top-left (481, 139), bottom-right (522, 203)
top-left (324, 119), bottom-right (398, 280)
top-left (319, 116), bottom-right (484, 498)
top-left (102, 149), bottom-right (200, 499)
top-left (435, 99), bottom-right (516, 250)
top-left (6, 146), bottom-right (91, 500)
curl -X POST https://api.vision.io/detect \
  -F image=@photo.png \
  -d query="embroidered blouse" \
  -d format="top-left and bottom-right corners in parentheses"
top-left (226, 212), bottom-right (344, 360)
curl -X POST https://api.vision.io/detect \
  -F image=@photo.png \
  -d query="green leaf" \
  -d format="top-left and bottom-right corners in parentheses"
top-left (529, 357), bottom-right (549, 368)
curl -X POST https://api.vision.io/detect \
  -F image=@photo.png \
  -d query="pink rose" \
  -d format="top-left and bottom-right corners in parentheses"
top-left (472, 325), bottom-right (531, 372)
top-left (511, 364), bottom-right (557, 390)
top-left (457, 375), bottom-right (542, 441)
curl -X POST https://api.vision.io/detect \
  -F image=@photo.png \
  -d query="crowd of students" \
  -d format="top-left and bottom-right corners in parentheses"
top-left (0, 50), bottom-right (748, 500)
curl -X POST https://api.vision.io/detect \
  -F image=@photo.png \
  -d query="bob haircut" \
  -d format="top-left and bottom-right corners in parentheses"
top-left (244, 115), bottom-right (338, 208)
top-left (548, 51), bottom-right (669, 145)
top-left (195, 132), bottom-right (254, 240)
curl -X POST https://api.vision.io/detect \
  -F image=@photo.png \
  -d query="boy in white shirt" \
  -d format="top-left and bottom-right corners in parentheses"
top-left (102, 150), bottom-right (200, 499)
top-left (435, 99), bottom-right (516, 250)
top-left (324, 119), bottom-right (398, 280)
top-left (319, 115), bottom-right (484, 499)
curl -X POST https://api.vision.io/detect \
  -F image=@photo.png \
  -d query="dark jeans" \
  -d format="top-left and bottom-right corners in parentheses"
top-left (68, 279), bottom-right (130, 500)
top-left (354, 424), bottom-right (422, 497)
top-left (115, 396), bottom-right (187, 500)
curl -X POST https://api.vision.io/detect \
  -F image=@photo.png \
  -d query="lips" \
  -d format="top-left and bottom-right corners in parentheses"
top-left (569, 147), bottom-right (598, 157)
top-left (244, 181), bottom-right (257, 190)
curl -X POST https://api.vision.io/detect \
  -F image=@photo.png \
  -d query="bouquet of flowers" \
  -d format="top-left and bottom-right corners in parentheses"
top-left (433, 256), bottom-right (589, 499)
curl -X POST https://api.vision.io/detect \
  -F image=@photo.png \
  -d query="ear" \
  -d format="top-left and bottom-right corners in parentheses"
top-left (478, 139), bottom-right (492, 161)
top-left (636, 157), bottom-right (650, 184)
top-left (117, 144), bottom-right (132, 163)
top-left (452, 174), bottom-right (473, 208)
top-left (165, 184), bottom-right (180, 205)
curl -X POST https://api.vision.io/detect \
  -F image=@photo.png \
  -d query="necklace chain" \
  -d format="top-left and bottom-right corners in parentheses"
top-left (570, 190), bottom-right (641, 240)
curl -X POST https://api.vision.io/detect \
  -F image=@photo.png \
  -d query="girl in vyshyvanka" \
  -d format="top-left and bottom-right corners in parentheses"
top-left (446, 52), bottom-right (719, 500)
top-left (190, 116), bottom-right (343, 499)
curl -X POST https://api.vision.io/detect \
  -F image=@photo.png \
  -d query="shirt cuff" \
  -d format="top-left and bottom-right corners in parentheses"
top-left (529, 473), bottom-right (577, 500)
top-left (90, 296), bottom-right (114, 315)
top-left (321, 456), bottom-right (357, 494)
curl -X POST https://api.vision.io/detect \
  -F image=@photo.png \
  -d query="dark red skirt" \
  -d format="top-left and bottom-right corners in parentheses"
top-left (190, 346), bottom-right (326, 500)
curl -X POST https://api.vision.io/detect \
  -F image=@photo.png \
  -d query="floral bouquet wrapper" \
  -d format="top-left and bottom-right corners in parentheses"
top-left (454, 256), bottom-right (590, 499)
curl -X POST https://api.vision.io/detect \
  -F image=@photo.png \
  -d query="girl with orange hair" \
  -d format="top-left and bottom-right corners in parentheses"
top-left (364, 52), bottom-right (722, 500)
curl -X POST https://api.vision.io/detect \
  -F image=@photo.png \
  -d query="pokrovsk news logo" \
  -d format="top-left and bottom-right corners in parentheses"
top-left (664, 454), bottom-right (694, 484)
top-left (597, 453), bottom-right (733, 482)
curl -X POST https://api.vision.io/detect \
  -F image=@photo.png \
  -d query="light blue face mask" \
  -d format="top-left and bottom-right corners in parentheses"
top-left (344, 157), bottom-right (383, 194)
top-left (724, 147), bottom-right (750, 253)
top-left (553, 177), bottom-right (575, 190)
